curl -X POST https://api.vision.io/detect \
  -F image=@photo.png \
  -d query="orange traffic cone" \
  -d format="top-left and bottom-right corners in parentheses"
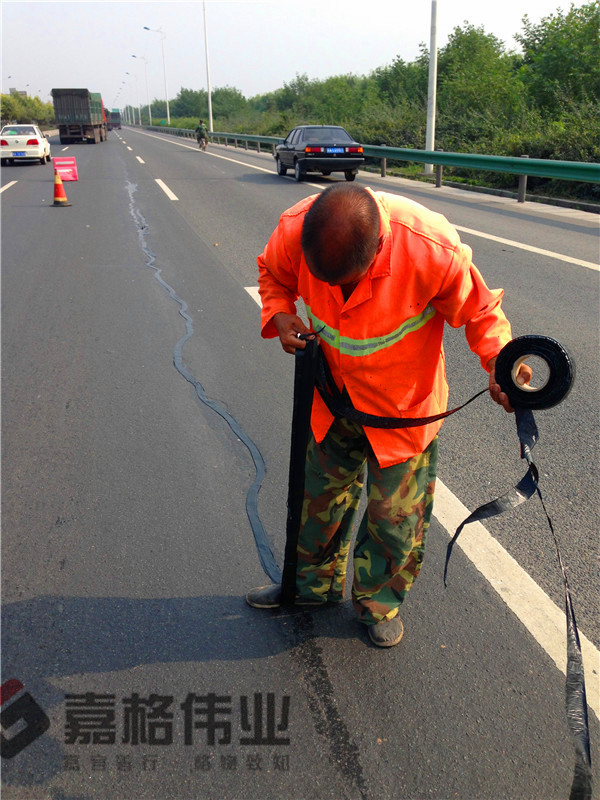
top-left (52, 169), bottom-right (71, 207)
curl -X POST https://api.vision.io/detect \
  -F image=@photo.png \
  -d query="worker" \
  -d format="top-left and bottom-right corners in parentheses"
top-left (247, 184), bottom-right (530, 647)
top-left (195, 119), bottom-right (208, 150)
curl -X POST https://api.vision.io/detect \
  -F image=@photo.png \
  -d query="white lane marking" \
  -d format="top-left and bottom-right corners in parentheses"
top-left (155, 178), bottom-right (179, 201)
top-left (136, 156), bottom-right (145, 164)
top-left (61, 147), bottom-right (69, 152)
top-left (131, 128), bottom-right (328, 187)
top-left (454, 225), bottom-right (599, 271)
top-left (127, 128), bottom-right (597, 271)
top-left (128, 128), bottom-right (277, 173)
top-left (434, 480), bottom-right (599, 721)
top-left (127, 146), bottom-right (132, 151)
top-left (244, 286), bottom-right (261, 305)
top-left (0, 181), bottom-right (18, 193)
top-left (244, 282), bottom-right (599, 720)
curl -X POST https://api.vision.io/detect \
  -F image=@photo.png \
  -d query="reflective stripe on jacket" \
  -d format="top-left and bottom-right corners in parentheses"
top-left (257, 189), bottom-right (512, 467)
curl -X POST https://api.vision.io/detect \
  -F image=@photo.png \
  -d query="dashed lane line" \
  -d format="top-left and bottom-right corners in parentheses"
top-left (154, 179), bottom-right (179, 201)
top-left (0, 181), bottom-right (18, 193)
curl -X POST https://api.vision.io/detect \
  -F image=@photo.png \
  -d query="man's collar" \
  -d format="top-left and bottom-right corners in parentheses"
top-left (365, 188), bottom-right (391, 279)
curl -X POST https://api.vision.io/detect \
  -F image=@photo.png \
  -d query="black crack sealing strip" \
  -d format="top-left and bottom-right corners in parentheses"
top-left (126, 185), bottom-right (369, 798)
top-left (291, 613), bottom-right (369, 800)
top-left (126, 182), bottom-right (281, 584)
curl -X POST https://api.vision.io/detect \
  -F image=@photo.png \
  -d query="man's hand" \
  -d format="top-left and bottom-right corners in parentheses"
top-left (272, 312), bottom-right (314, 354)
top-left (487, 356), bottom-right (533, 413)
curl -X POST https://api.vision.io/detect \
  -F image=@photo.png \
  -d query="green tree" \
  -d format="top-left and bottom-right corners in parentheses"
top-left (172, 87), bottom-right (205, 118)
top-left (211, 86), bottom-right (247, 119)
top-left (151, 99), bottom-right (167, 119)
top-left (434, 24), bottom-right (526, 150)
top-left (1, 93), bottom-right (27, 123)
top-left (516, 1), bottom-right (600, 110)
top-left (1, 93), bottom-right (54, 125)
top-left (372, 48), bottom-right (429, 107)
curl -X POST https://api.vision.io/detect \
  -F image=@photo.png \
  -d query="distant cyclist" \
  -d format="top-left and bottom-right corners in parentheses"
top-left (195, 119), bottom-right (208, 151)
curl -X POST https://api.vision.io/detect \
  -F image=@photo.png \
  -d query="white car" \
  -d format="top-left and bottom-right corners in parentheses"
top-left (1, 124), bottom-right (52, 165)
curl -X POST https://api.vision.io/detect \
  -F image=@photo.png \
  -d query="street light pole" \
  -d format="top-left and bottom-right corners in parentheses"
top-left (424, 0), bottom-right (438, 175)
top-left (132, 54), bottom-right (152, 125)
top-left (144, 26), bottom-right (170, 123)
top-left (125, 73), bottom-right (141, 125)
top-left (203, 1), bottom-right (213, 132)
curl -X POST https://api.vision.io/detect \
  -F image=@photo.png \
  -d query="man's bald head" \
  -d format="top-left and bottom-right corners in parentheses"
top-left (301, 184), bottom-right (380, 284)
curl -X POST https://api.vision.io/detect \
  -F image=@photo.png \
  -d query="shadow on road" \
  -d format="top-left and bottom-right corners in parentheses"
top-left (2, 592), bottom-right (359, 685)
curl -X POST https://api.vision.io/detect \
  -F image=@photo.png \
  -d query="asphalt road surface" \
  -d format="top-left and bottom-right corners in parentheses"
top-left (2, 128), bottom-right (598, 800)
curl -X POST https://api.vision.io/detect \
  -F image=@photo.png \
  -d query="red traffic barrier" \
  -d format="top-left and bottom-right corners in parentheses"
top-left (52, 156), bottom-right (78, 181)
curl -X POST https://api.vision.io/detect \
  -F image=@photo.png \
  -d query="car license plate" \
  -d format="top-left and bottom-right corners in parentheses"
top-left (13, 151), bottom-right (26, 156)
top-left (326, 147), bottom-right (344, 154)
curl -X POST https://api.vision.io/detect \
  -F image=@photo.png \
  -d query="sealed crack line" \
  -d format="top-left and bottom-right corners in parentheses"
top-left (291, 613), bottom-right (369, 800)
top-left (125, 181), bottom-right (366, 798)
top-left (126, 181), bottom-right (281, 582)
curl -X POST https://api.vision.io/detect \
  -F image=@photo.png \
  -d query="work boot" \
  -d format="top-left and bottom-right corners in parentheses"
top-left (245, 584), bottom-right (325, 609)
top-left (367, 615), bottom-right (404, 647)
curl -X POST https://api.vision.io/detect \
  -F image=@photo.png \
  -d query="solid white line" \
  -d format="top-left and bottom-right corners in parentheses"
top-left (0, 181), bottom-right (18, 193)
top-left (129, 128), bottom-right (597, 271)
top-left (244, 283), bottom-right (599, 720)
top-left (136, 156), bottom-right (145, 164)
top-left (154, 178), bottom-right (179, 201)
top-left (454, 225), bottom-right (599, 271)
top-left (434, 480), bottom-right (599, 721)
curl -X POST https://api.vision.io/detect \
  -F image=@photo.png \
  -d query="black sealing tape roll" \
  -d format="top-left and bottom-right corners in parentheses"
top-left (495, 335), bottom-right (575, 410)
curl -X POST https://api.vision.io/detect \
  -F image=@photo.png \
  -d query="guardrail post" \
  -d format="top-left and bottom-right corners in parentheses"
top-left (257, 142), bottom-right (261, 153)
top-left (435, 149), bottom-right (443, 188)
top-left (518, 155), bottom-right (529, 203)
top-left (271, 144), bottom-right (276, 156)
top-left (234, 138), bottom-right (238, 148)
top-left (378, 144), bottom-right (387, 177)
top-left (245, 140), bottom-right (248, 150)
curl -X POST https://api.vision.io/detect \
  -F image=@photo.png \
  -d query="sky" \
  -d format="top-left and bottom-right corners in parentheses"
top-left (1, 0), bottom-right (585, 111)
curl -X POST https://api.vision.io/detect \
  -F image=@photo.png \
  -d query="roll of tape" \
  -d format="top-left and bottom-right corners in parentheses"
top-left (495, 335), bottom-right (575, 410)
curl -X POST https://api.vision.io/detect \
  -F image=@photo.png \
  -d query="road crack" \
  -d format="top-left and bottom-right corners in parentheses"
top-left (125, 180), bottom-right (280, 581)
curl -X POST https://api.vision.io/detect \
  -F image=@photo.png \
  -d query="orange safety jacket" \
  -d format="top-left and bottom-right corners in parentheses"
top-left (258, 188), bottom-right (512, 468)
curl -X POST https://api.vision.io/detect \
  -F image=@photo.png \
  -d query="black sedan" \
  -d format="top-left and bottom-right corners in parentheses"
top-left (275, 125), bottom-right (364, 182)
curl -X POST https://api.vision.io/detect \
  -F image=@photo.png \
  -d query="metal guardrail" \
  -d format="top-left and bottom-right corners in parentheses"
top-left (361, 144), bottom-right (600, 183)
top-left (145, 126), bottom-right (281, 152)
top-left (143, 125), bottom-right (600, 198)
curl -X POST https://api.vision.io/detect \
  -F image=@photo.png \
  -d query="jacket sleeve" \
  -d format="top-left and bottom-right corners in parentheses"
top-left (432, 241), bottom-right (512, 370)
top-left (257, 219), bottom-right (301, 339)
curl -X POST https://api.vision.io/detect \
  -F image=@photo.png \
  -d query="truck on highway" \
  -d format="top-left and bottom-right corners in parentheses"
top-left (107, 109), bottom-right (122, 131)
top-left (51, 88), bottom-right (108, 144)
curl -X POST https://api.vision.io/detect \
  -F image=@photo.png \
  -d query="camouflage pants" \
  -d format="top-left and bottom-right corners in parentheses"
top-left (296, 417), bottom-right (438, 626)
